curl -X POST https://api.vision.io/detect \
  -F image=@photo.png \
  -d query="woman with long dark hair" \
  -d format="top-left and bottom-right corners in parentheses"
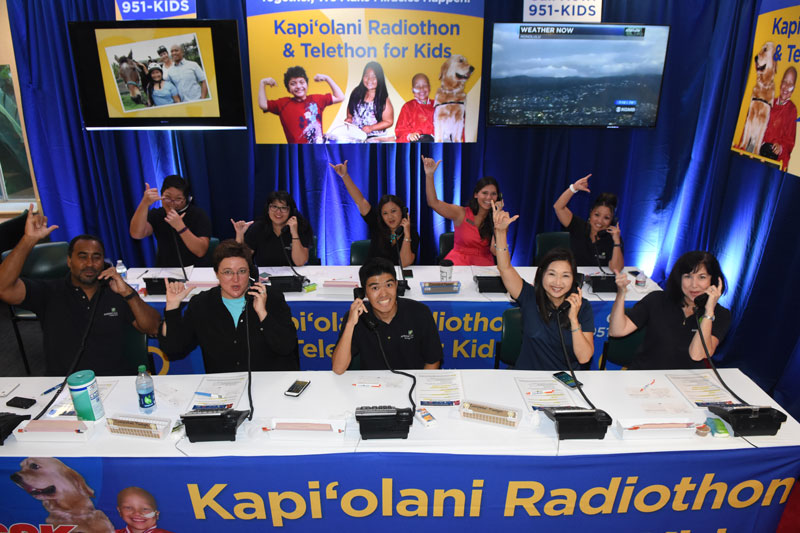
top-left (609, 251), bottom-right (731, 369)
top-left (331, 161), bottom-right (418, 267)
top-left (423, 155), bottom-right (500, 265)
top-left (231, 191), bottom-right (313, 267)
top-left (553, 174), bottom-right (624, 271)
top-left (493, 204), bottom-right (595, 370)
top-left (345, 61), bottom-right (394, 139)
top-left (146, 63), bottom-right (180, 107)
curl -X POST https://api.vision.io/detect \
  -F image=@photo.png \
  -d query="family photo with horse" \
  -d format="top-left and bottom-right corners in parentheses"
top-left (106, 32), bottom-right (210, 112)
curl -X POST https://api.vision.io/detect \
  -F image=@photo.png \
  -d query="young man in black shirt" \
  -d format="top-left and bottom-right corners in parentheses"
top-left (159, 239), bottom-right (299, 373)
top-left (332, 257), bottom-right (442, 374)
top-left (0, 206), bottom-right (161, 376)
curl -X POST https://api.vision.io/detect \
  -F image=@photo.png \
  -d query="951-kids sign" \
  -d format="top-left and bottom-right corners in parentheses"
top-left (246, 0), bottom-right (484, 144)
top-left (115, 0), bottom-right (196, 20)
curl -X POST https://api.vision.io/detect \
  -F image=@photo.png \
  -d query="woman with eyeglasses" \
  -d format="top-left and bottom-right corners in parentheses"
top-left (159, 239), bottom-right (299, 372)
top-left (129, 175), bottom-right (211, 267)
top-left (231, 191), bottom-right (313, 267)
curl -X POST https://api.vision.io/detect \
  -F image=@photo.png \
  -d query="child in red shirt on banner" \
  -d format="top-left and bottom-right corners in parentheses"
top-left (761, 66), bottom-right (798, 171)
top-left (395, 73), bottom-right (435, 142)
top-left (115, 486), bottom-right (174, 533)
top-left (258, 66), bottom-right (345, 143)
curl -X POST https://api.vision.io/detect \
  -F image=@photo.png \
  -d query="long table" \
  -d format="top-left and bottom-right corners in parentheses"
top-left (1, 369), bottom-right (798, 531)
top-left (129, 266), bottom-right (659, 374)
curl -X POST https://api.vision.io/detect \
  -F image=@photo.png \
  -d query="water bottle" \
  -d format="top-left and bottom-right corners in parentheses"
top-left (116, 259), bottom-right (128, 280)
top-left (136, 365), bottom-right (156, 414)
top-left (635, 271), bottom-right (647, 288)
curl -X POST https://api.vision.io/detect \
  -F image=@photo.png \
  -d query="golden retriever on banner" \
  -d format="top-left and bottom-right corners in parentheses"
top-left (11, 457), bottom-right (114, 533)
top-left (738, 41), bottom-right (777, 153)
top-left (434, 54), bottom-right (474, 142)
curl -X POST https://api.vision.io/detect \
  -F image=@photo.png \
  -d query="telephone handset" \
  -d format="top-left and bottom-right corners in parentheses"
top-left (352, 287), bottom-right (379, 330)
top-left (554, 274), bottom-right (584, 327)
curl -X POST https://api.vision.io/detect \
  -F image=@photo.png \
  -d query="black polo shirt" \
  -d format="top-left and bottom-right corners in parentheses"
top-left (363, 207), bottom-right (420, 264)
top-left (244, 219), bottom-right (313, 267)
top-left (564, 214), bottom-right (623, 267)
top-left (626, 291), bottom-right (732, 370)
top-left (159, 286), bottom-right (299, 373)
top-left (21, 276), bottom-right (137, 376)
top-left (339, 298), bottom-right (442, 370)
top-left (147, 204), bottom-right (212, 267)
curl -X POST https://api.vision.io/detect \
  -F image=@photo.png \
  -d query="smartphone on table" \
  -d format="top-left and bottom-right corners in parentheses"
top-left (553, 371), bottom-right (582, 389)
top-left (284, 380), bottom-right (311, 397)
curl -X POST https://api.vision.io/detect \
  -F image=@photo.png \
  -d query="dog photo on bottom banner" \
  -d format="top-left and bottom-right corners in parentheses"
top-left (11, 457), bottom-right (176, 533)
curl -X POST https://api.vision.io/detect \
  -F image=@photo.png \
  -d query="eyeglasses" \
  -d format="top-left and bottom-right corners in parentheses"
top-left (269, 205), bottom-right (290, 213)
top-left (162, 195), bottom-right (185, 204)
top-left (219, 268), bottom-right (249, 279)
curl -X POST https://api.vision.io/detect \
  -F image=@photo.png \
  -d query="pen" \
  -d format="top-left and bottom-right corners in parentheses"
top-left (41, 383), bottom-right (62, 396)
top-left (640, 379), bottom-right (655, 392)
top-left (196, 392), bottom-right (224, 399)
top-left (138, 269), bottom-right (150, 279)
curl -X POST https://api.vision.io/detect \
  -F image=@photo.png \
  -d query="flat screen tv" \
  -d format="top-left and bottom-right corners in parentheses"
top-left (68, 20), bottom-right (246, 130)
top-left (488, 23), bottom-right (670, 128)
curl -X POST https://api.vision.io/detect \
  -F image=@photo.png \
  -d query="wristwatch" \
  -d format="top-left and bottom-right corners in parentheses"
top-left (701, 314), bottom-right (715, 322)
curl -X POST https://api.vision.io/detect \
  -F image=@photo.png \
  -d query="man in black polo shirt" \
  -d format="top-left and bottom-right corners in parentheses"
top-left (0, 206), bottom-right (161, 376)
top-left (129, 174), bottom-right (211, 267)
top-left (332, 257), bottom-right (442, 374)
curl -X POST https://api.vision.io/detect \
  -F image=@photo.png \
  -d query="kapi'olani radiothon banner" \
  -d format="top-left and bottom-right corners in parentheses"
top-left (2, 448), bottom-right (798, 531)
top-left (732, 0), bottom-right (800, 176)
top-left (246, 0), bottom-right (484, 144)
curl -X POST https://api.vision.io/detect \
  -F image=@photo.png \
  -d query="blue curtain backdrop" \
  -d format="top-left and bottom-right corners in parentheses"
top-left (7, 0), bottom-right (800, 418)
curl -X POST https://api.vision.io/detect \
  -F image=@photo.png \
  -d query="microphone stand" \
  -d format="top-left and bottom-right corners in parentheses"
top-left (694, 314), bottom-right (786, 436)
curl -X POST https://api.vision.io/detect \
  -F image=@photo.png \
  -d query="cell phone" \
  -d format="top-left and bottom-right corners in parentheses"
top-left (353, 287), bottom-right (365, 300)
top-left (6, 396), bottom-right (36, 409)
top-left (284, 380), bottom-right (310, 397)
top-left (0, 383), bottom-right (20, 397)
top-left (553, 371), bottom-right (582, 389)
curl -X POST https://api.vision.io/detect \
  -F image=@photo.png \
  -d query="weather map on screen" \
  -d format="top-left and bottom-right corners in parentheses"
top-left (489, 23), bottom-right (670, 128)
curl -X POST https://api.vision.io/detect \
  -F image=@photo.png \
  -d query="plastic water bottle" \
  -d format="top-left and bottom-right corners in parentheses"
top-left (116, 259), bottom-right (128, 280)
top-left (635, 271), bottom-right (647, 288)
top-left (136, 365), bottom-right (156, 414)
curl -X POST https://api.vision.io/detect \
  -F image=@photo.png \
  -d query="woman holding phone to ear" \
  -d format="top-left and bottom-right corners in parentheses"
top-left (331, 160), bottom-right (419, 267)
top-left (609, 251), bottom-right (731, 369)
top-left (493, 202), bottom-right (594, 370)
top-left (423, 155), bottom-right (500, 266)
top-left (553, 174), bottom-right (624, 271)
top-left (231, 191), bottom-right (313, 267)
